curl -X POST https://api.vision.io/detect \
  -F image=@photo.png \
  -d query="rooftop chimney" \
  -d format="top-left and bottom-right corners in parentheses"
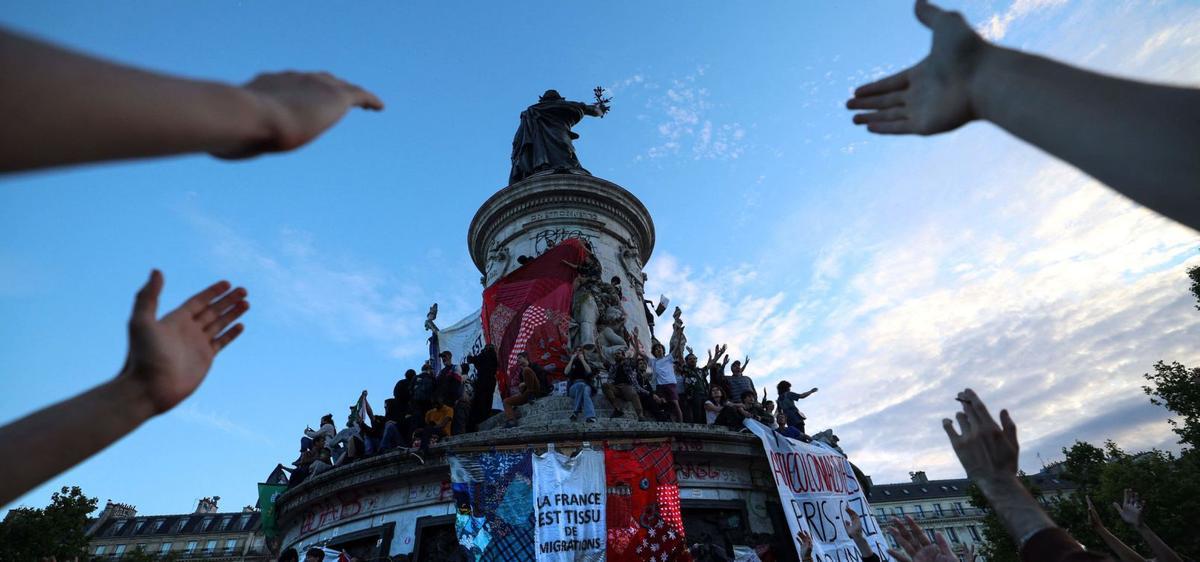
top-left (909, 471), bottom-right (928, 484)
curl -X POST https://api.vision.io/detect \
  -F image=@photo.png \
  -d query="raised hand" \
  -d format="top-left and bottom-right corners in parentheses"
top-left (847, 0), bottom-right (989, 135)
top-left (942, 388), bottom-right (1019, 492)
top-left (117, 270), bottom-right (248, 414)
top-left (214, 71), bottom-right (384, 159)
top-left (887, 516), bottom-right (957, 562)
top-left (1086, 496), bottom-right (1106, 530)
top-left (795, 529), bottom-right (814, 560)
top-left (1114, 489), bottom-right (1145, 528)
top-left (843, 506), bottom-right (865, 540)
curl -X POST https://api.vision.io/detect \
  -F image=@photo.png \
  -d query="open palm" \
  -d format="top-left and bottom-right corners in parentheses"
top-left (847, 0), bottom-right (988, 135)
top-left (120, 270), bottom-right (248, 414)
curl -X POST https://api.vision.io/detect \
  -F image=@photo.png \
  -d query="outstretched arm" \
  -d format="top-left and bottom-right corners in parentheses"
top-left (1114, 489), bottom-right (1182, 562)
top-left (1088, 497), bottom-right (1147, 562)
top-left (848, 0), bottom-right (1200, 232)
top-left (0, 271), bottom-right (248, 506)
top-left (0, 28), bottom-right (383, 173)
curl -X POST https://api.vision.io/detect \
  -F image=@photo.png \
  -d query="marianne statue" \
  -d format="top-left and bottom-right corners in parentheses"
top-left (508, 88), bottom-right (610, 185)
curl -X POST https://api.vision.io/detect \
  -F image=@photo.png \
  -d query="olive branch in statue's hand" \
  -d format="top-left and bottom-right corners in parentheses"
top-left (593, 86), bottom-right (612, 116)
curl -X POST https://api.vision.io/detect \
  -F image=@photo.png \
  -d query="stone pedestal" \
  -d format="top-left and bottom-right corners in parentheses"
top-left (468, 172), bottom-right (658, 351)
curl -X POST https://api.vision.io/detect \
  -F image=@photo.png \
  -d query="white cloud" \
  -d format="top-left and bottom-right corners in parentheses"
top-left (187, 212), bottom-right (428, 359)
top-left (978, 0), bottom-right (1068, 40)
top-left (625, 67), bottom-right (748, 161)
top-left (173, 403), bottom-right (273, 445)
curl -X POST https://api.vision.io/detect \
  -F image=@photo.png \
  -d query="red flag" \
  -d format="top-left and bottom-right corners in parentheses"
top-left (482, 238), bottom-right (586, 397)
top-left (605, 444), bottom-right (691, 562)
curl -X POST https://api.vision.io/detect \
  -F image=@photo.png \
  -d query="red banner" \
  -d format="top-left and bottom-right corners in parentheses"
top-left (605, 443), bottom-right (691, 562)
top-left (482, 238), bottom-right (586, 397)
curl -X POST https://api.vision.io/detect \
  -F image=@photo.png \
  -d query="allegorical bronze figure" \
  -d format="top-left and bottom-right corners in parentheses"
top-left (509, 87), bottom-right (610, 185)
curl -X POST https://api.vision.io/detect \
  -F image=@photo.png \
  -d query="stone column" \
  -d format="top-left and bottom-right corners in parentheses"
top-left (468, 173), bottom-right (657, 353)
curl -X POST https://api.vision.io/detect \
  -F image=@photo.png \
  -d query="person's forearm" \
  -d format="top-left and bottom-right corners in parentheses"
top-left (970, 44), bottom-right (1200, 231)
top-left (0, 29), bottom-right (270, 172)
top-left (0, 376), bottom-right (155, 506)
top-left (1094, 525), bottom-right (1147, 562)
top-left (978, 476), bottom-right (1056, 546)
top-left (1135, 523), bottom-right (1182, 562)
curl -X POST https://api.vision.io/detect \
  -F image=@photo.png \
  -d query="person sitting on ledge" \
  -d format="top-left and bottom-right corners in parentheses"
top-left (736, 390), bottom-right (773, 426)
top-left (302, 414), bottom-right (335, 453)
top-left (603, 352), bottom-right (647, 421)
top-left (774, 412), bottom-right (805, 441)
top-left (566, 349), bottom-right (597, 423)
top-left (418, 396), bottom-right (455, 454)
top-left (503, 352), bottom-right (542, 428)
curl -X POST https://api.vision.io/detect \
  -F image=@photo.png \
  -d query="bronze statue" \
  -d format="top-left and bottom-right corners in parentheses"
top-left (509, 88), bottom-right (609, 185)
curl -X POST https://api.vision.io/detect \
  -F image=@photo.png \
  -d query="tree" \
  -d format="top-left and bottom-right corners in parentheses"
top-left (1144, 361), bottom-right (1200, 449)
top-left (0, 486), bottom-right (97, 560)
top-left (966, 473), bottom-right (1043, 562)
top-left (1188, 263), bottom-right (1199, 311)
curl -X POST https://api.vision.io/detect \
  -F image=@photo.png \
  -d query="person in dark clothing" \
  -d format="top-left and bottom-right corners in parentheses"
top-left (774, 412), bottom-right (805, 441)
top-left (466, 345), bottom-right (499, 432)
top-left (435, 351), bottom-right (464, 405)
top-left (565, 349), bottom-right (597, 422)
top-left (679, 351), bottom-right (709, 424)
top-left (603, 355), bottom-right (647, 420)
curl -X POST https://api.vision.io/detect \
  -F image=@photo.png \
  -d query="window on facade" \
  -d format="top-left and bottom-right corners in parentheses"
top-left (160, 543), bottom-right (172, 554)
top-left (242, 515), bottom-right (253, 530)
top-left (968, 526), bottom-right (981, 541)
top-left (924, 530), bottom-right (936, 542)
top-left (175, 517), bottom-right (189, 532)
top-left (947, 527), bottom-right (960, 543)
top-left (933, 503), bottom-right (944, 517)
top-left (220, 516), bottom-right (231, 530)
top-left (895, 506), bottom-right (905, 516)
top-left (94, 546), bottom-right (106, 556)
top-left (152, 518), bottom-right (165, 532)
top-left (915, 505), bottom-right (926, 518)
top-left (186, 541), bottom-right (197, 554)
top-left (113, 545), bottom-right (126, 556)
top-left (110, 520), bottom-right (126, 536)
top-left (225, 539), bottom-right (238, 554)
top-left (201, 516), bottom-right (214, 531)
top-left (205, 540), bottom-right (217, 553)
top-left (954, 502), bottom-right (965, 515)
top-left (132, 521), bottom-right (144, 534)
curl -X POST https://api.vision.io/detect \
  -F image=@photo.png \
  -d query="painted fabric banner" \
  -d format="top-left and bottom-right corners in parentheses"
top-left (744, 420), bottom-right (888, 561)
top-left (451, 451), bottom-right (536, 561)
top-left (605, 444), bottom-right (691, 562)
top-left (482, 238), bottom-right (586, 397)
top-left (533, 448), bottom-right (607, 561)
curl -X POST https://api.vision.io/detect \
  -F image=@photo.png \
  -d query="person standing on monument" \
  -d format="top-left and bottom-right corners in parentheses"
top-left (726, 358), bottom-right (755, 407)
top-left (465, 345), bottom-right (499, 433)
top-left (508, 89), bottom-right (608, 185)
top-left (679, 349), bottom-right (709, 424)
top-left (644, 342), bottom-right (684, 423)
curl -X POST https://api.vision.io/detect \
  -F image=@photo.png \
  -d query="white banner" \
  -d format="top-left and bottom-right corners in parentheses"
top-left (744, 420), bottom-right (889, 561)
top-left (437, 309), bottom-right (484, 367)
top-left (533, 448), bottom-right (607, 561)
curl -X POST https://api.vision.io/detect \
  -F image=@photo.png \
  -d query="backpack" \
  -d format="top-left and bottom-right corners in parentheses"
top-left (413, 373), bottom-right (434, 404)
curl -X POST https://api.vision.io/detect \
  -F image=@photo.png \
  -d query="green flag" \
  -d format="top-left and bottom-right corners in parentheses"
top-left (257, 482), bottom-right (289, 538)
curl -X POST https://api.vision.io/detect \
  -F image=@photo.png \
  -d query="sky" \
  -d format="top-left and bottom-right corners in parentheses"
top-left (2, 0), bottom-right (1199, 517)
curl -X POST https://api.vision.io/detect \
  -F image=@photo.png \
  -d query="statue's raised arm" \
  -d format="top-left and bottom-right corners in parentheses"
top-left (509, 89), bottom-right (610, 185)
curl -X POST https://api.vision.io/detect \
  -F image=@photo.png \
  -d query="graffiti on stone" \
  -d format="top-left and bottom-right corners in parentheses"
top-left (532, 228), bottom-right (597, 257)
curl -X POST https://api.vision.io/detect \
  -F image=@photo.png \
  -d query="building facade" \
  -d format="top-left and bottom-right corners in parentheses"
top-left (866, 468), bottom-right (1076, 560)
top-left (86, 497), bottom-right (267, 561)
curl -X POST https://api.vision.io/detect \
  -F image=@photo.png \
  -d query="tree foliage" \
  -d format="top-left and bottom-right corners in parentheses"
top-left (0, 486), bottom-right (97, 560)
top-left (1143, 360), bottom-right (1200, 449)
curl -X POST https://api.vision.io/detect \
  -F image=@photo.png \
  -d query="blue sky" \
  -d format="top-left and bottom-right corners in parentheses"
top-left (2, 0), bottom-right (1199, 516)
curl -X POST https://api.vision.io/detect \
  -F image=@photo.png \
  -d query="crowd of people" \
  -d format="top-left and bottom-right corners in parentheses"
top-left (282, 328), bottom-right (823, 488)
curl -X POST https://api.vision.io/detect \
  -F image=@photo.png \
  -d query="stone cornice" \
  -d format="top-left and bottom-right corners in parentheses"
top-left (275, 422), bottom-right (759, 526)
top-left (467, 174), bottom-right (656, 274)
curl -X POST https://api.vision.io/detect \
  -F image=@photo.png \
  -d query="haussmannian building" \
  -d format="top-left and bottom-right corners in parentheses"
top-left (85, 496), bottom-right (267, 561)
top-left (866, 467), bottom-right (1076, 560)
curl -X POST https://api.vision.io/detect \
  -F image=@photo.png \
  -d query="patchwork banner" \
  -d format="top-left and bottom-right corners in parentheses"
top-left (482, 238), bottom-right (585, 397)
top-left (451, 451), bottom-right (537, 561)
top-left (605, 444), bottom-right (691, 562)
top-left (744, 420), bottom-right (888, 561)
top-left (533, 448), bottom-right (607, 561)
